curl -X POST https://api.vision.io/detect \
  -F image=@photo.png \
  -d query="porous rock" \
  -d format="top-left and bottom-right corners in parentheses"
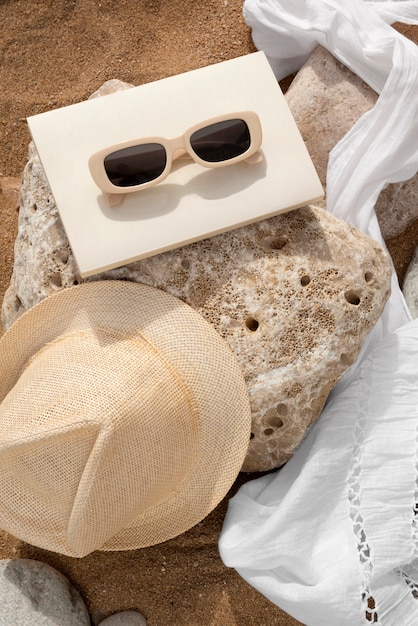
top-left (285, 45), bottom-right (418, 240)
top-left (403, 246), bottom-right (418, 319)
top-left (0, 558), bottom-right (90, 625)
top-left (1, 81), bottom-right (392, 472)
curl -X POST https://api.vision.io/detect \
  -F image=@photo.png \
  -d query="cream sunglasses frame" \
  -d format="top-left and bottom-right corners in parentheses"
top-left (88, 111), bottom-right (263, 204)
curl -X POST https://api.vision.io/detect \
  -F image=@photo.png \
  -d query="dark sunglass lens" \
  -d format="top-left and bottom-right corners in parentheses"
top-left (104, 143), bottom-right (167, 187)
top-left (190, 119), bottom-right (251, 163)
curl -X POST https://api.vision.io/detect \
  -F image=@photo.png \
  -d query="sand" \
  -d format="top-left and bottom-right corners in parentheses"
top-left (0, 2), bottom-right (417, 625)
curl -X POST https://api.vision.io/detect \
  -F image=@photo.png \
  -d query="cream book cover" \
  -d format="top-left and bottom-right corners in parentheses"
top-left (28, 52), bottom-right (324, 277)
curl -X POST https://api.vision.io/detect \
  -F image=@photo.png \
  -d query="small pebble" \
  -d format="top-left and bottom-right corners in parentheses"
top-left (0, 558), bottom-right (90, 625)
top-left (99, 611), bottom-right (147, 626)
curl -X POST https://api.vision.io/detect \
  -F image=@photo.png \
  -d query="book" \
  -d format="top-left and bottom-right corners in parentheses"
top-left (28, 51), bottom-right (324, 278)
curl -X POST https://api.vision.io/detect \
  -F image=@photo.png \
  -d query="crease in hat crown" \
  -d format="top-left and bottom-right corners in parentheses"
top-left (0, 281), bottom-right (251, 557)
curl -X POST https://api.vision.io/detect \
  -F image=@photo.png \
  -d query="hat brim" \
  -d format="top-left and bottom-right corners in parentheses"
top-left (0, 281), bottom-right (251, 552)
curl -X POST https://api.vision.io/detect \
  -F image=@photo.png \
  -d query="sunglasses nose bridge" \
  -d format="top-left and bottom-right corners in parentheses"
top-left (170, 134), bottom-right (192, 161)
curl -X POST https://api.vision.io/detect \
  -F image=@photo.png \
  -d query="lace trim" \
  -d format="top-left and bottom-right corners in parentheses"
top-left (347, 374), bottom-right (379, 623)
top-left (394, 418), bottom-right (418, 601)
top-left (395, 561), bottom-right (418, 600)
top-left (412, 419), bottom-right (418, 552)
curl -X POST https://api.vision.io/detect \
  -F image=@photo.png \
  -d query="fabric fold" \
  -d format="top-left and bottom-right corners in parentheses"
top-left (220, 320), bottom-right (418, 624)
top-left (220, 1), bottom-right (418, 624)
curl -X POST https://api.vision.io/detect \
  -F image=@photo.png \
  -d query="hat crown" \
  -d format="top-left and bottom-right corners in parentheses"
top-left (0, 281), bottom-right (251, 556)
top-left (0, 328), bottom-right (198, 556)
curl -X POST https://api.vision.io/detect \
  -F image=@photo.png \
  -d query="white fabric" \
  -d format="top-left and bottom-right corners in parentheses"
top-left (219, 1), bottom-right (418, 624)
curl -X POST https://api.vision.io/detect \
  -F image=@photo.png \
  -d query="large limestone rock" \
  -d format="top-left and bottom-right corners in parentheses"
top-left (1, 169), bottom-right (391, 471)
top-left (286, 45), bottom-right (418, 240)
top-left (1, 80), bottom-right (392, 472)
top-left (403, 246), bottom-right (418, 319)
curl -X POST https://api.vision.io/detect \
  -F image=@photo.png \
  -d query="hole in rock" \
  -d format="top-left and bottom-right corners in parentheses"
top-left (340, 353), bottom-right (355, 366)
top-left (276, 403), bottom-right (288, 416)
top-left (56, 249), bottom-right (70, 265)
top-left (13, 295), bottom-right (23, 313)
top-left (181, 259), bottom-right (190, 270)
top-left (267, 415), bottom-right (284, 429)
top-left (300, 275), bottom-right (311, 286)
top-left (49, 272), bottom-right (62, 288)
top-left (250, 432), bottom-right (255, 439)
top-left (364, 271), bottom-right (373, 283)
top-left (269, 236), bottom-right (288, 250)
top-left (245, 317), bottom-right (259, 332)
top-left (344, 290), bottom-right (361, 305)
top-left (264, 428), bottom-right (274, 436)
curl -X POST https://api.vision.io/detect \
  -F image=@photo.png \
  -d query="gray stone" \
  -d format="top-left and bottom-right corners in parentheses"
top-left (88, 78), bottom-right (134, 100)
top-left (0, 559), bottom-right (90, 625)
top-left (403, 246), bottom-right (418, 318)
top-left (99, 611), bottom-right (147, 626)
top-left (285, 45), bottom-right (418, 240)
top-left (1, 82), bottom-right (392, 472)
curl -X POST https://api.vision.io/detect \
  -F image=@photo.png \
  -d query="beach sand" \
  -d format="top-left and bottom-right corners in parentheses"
top-left (0, 3), bottom-right (417, 624)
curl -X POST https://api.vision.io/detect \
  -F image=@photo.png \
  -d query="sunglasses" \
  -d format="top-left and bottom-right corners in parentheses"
top-left (88, 111), bottom-right (263, 204)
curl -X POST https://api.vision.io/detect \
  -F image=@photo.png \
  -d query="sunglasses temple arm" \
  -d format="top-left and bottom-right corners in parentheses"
top-left (106, 193), bottom-right (125, 207)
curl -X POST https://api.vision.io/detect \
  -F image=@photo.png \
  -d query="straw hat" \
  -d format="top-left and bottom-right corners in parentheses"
top-left (0, 281), bottom-right (251, 558)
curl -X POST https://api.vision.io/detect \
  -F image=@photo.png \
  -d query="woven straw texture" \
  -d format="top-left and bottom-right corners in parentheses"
top-left (0, 281), bottom-right (251, 557)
